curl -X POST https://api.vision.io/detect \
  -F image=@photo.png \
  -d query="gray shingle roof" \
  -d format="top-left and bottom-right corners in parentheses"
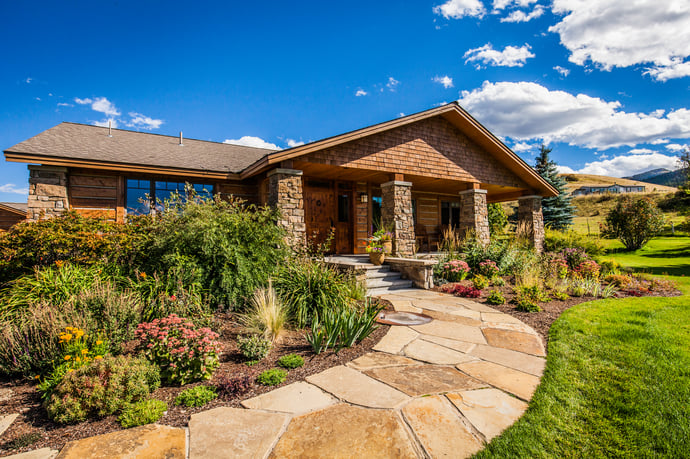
top-left (5, 122), bottom-right (277, 174)
top-left (0, 202), bottom-right (28, 213)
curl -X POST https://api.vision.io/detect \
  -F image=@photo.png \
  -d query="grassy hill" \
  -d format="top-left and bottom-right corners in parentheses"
top-left (559, 173), bottom-right (678, 194)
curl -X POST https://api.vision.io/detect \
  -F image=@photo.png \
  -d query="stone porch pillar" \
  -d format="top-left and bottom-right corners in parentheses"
top-left (381, 180), bottom-right (414, 256)
top-left (27, 165), bottom-right (69, 222)
top-left (458, 188), bottom-right (490, 245)
top-left (267, 168), bottom-right (306, 249)
top-left (517, 195), bottom-right (545, 253)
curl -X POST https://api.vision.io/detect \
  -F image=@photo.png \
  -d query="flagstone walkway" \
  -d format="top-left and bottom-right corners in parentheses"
top-left (8, 289), bottom-right (546, 459)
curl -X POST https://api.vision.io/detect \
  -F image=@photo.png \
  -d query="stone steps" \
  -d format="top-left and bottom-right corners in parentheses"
top-left (364, 265), bottom-right (414, 296)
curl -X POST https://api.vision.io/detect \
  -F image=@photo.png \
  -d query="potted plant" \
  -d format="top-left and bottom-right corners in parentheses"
top-left (366, 243), bottom-right (385, 266)
top-left (372, 229), bottom-right (394, 255)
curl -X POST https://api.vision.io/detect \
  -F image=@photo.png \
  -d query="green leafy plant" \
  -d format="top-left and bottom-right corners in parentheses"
top-left (119, 399), bottom-right (167, 428)
top-left (237, 335), bottom-right (272, 361)
top-left (552, 290), bottom-right (570, 301)
top-left (486, 290), bottom-right (506, 305)
top-left (239, 280), bottom-right (287, 342)
top-left (306, 299), bottom-right (383, 354)
top-left (515, 297), bottom-right (541, 312)
top-left (491, 275), bottom-right (506, 287)
top-left (45, 355), bottom-right (160, 424)
top-left (514, 285), bottom-right (548, 312)
top-left (543, 229), bottom-right (605, 256)
top-left (472, 274), bottom-right (490, 290)
top-left (257, 368), bottom-right (287, 386)
top-left (602, 196), bottom-right (666, 250)
top-left (174, 385), bottom-right (218, 407)
top-left (277, 353), bottom-right (305, 369)
top-left (136, 314), bottom-right (222, 385)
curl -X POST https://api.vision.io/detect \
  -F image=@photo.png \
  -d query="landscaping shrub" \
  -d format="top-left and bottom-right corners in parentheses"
top-left (478, 260), bottom-right (499, 278)
top-left (119, 399), bottom-right (167, 428)
top-left (441, 260), bottom-right (470, 282)
top-left (472, 275), bottom-right (490, 290)
top-left (174, 385), bottom-right (218, 407)
top-left (541, 252), bottom-right (569, 281)
top-left (514, 286), bottom-right (548, 312)
top-left (237, 335), bottom-right (272, 361)
top-left (601, 196), bottom-right (665, 250)
top-left (239, 281), bottom-right (287, 342)
top-left (136, 314), bottom-right (222, 385)
top-left (491, 275), bottom-right (506, 286)
top-left (543, 229), bottom-right (605, 256)
top-left (488, 203), bottom-right (508, 234)
top-left (552, 290), bottom-right (570, 301)
top-left (306, 299), bottom-right (383, 354)
top-left (138, 196), bottom-right (288, 309)
top-left (486, 290), bottom-right (506, 305)
top-left (215, 375), bottom-right (252, 397)
top-left (599, 259), bottom-right (621, 276)
top-left (274, 258), bottom-right (353, 327)
top-left (46, 355), bottom-right (160, 424)
top-left (0, 211), bottom-right (146, 283)
top-left (574, 260), bottom-right (601, 280)
top-left (277, 353), bottom-right (305, 369)
top-left (441, 284), bottom-right (482, 298)
top-left (560, 248), bottom-right (590, 271)
top-left (257, 368), bottom-right (287, 386)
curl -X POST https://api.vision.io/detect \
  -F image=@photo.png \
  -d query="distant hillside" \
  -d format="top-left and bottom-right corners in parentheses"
top-left (559, 174), bottom-right (678, 194)
top-left (641, 169), bottom-right (685, 187)
top-left (625, 168), bottom-right (672, 181)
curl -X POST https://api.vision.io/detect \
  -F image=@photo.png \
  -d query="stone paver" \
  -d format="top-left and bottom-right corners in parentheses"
top-left (365, 364), bottom-right (486, 396)
top-left (0, 388), bottom-right (13, 402)
top-left (481, 327), bottom-right (546, 356)
top-left (470, 344), bottom-right (546, 376)
top-left (404, 338), bottom-right (477, 365)
top-left (437, 297), bottom-right (497, 312)
top-left (421, 309), bottom-right (483, 327)
top-left (381, 297), bottom-right (422, 313)
top-left (457, 361), bottom-right (541, 401)
top-left (480, 312), bottom-right (525, 324)
top-left (412, 320), bottom-right (487, 344)
top-left (402, 395), bottom-right (484, 459)
top-left (4, 448), bottom-right (58, 459)
top-left (420, 334), bottom-right (477, 353)
top-left (411, 299), bottom-right (468, 315)
top-left (269, 404), bottom-right (418, 459)
top-left (189, 407), bottom-right (288, 458)
top-left (306, 365), bottom-right (409, 408)
top-left (447, 388), bottom-right (528, 441)
top-left (347, 352), bottom-right (418, 370)
top-left (56, 424), bottom-right (185, 459)
top-left (482, 321), bottom-right (539, 336)
top-left (372, 325), bottom-right (419, 354)
top-left (241, 381), bottom-right (337, 414)
top-left (0, 413), bottom-right (18, 437)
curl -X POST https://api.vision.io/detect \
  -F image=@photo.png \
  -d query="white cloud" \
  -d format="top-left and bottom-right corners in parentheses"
top-left (223, 136), bottom-right (280, 150)
top-left (432, 75), bottom-right (454, 88)
top-left (501, 5), bottom-right (544, 22)
top-left (549, 0), bottom-right (690, 81)
top-left (35, 97), bottom-right (41, 101)
top-left (464, 44), bottom-right (535, 68)
top-left (652, 138), bottom-right (670, 144)
top-left (126, 112), bottom-right (164, 130)
top-left (286, 139), bottom-right (305, 148)
top-left (666, 143), bottom-right (688, 151)
top-left (553, 65), bottom-right (570, 77)
top-left (93, 119), bottom-right (119, 128)
top-left (493, 0), bottom-right (536, 10)
top-left (355, 89), bottom-right (368, 97)
top-left (562, 153), bottom-right (680, 177)
top-left (433, 0), bottom-right (485, 19)
top-left (628, 148), bottom-right (654, 154)
top-left (25, 77), bottom-right (32, 84)
top-left (511, 142), bottom-right (538, 153)
top-left (386, 77), bottom-right (399, 91)
top-left (75, 96), bottom-right (121, 116)
top-left (556, 165), bottom-right (576, 174)
top-left (57, 102), bottom-right (73, 107)
top-left (458, 81), bottom-right (690, 149)
top-left (0, 183), bottom-right (29, 195)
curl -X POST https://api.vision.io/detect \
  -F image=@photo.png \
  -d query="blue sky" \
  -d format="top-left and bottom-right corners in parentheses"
top-left (2, 0), bottom-right (690, 202)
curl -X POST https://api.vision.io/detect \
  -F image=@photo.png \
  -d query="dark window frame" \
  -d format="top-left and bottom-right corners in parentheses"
top-left (125, 178), bottom-right (214, 215)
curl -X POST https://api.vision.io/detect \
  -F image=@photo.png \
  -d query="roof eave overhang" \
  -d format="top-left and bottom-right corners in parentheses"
top-left (0, 203), bottom-right (27, 216)
top-left (4, 151), bottom-right (242, 181)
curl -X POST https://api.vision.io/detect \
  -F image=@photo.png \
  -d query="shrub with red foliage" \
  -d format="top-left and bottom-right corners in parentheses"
top-left (441, 283), bottom-right (481, 298)
top-left (215, 374), bottom-right (253, 397)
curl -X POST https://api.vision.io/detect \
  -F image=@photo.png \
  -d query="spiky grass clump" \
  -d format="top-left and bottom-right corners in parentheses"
top-left (240, 280), bottom-right (287, 342)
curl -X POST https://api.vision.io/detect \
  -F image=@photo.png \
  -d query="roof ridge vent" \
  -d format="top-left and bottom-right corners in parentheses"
top-left (179, 131), bottom-right (184, 146)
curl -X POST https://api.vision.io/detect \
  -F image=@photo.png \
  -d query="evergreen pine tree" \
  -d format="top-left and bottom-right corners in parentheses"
top-left (534, 144), bottom-right (575, 230)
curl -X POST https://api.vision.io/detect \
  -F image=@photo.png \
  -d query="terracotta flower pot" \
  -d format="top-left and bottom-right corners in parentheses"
top-left (369, 252), bottom-right (385, 266)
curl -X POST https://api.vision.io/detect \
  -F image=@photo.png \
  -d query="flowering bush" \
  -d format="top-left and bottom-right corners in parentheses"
top-left (136, 314), bottom-right (222, 385)
top-left (441, 283), bottom-right (481, 298)
top-left (541, 252), bottom-right (569, 280)
top-left (442, 260), bottom-right (471, 282)
top-left (560, 248), bottom-right (589, 271)
top-left (477, 260), bottom-right (499, 278)
top-left (574, 260), bottom-right (600, 280)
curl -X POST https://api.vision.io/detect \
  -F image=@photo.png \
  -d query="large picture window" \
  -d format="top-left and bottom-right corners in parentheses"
top-left (125, 179), bottom-right (213, 215)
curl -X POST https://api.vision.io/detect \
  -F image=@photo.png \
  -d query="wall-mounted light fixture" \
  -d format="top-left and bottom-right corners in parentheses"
top-left (360, 193), bottom-right (368, 203)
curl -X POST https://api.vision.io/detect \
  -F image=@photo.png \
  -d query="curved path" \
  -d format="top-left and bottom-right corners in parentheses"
top-left (17, 290), bottom-right (546, 459)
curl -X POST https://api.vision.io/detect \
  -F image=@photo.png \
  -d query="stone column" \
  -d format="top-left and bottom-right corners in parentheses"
top-left (458, 188), bottom-right (490, 245)
top-left (27, 165), bottom-right (69, 222)
top-left (267, 168), bottom-right (305, 249)
top-left (381, 180), bottom-right (414, 256)
top-left (517, 195), bottom-right (545, 253)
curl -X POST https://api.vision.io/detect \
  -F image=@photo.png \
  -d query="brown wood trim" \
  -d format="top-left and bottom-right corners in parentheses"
top-left (487, 190), bottom-right (528, 203)
top-left (116, 176), bottom-right (125, 222)
top-left (5, 153), bottom-right (240, 180)
top-left (0, 203), bottom-right (27, 216)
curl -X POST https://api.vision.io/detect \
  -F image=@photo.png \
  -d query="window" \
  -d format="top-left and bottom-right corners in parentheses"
top-left (441, 201), bottom-right (461, 227)
top-left (337, 194), bottom-right (350, 223)
top-left (371, 196), bottom-right (382, 232)
top-left (125, 179), bottom-right (214, 215)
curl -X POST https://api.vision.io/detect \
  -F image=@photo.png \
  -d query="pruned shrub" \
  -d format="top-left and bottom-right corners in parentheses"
top-left (514, 285), bottom-right (548, 312)
top-left (119, 399), bottom-right (167, 428)
top-left (486, 290), bottom-right (506, 305)
top-left (46, 355), bottom-right (160, 424)
top-left (277, 353), bottom-right (305, 369)
top-left (174, 385), bottom-right (217, 407)
top-left (601, 196), bottom-right (665, 250)
top-left (257, 368), bottom-right (287, 386)
top-left (237, 335), bottom-right (272, 361)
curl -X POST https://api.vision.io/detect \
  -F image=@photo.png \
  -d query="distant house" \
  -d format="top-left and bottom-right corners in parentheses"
top-left (572, 184), bottom-right (646, 196)
top-left (4, 103), bottom-right (558, 254)
top-left (0, 202), bottom-right (27, 230)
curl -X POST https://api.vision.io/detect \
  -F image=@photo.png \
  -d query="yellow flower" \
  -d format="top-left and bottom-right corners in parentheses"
top-left (60, 333), bottom-right (73, 342)
top-left (96, 340), bottom-right (103, 346)
top-left (64, 355), bottom-right (71, 360)
top-left (81, 349), bottom-right (88, 354)
top-left (34, 375), bottom-right (40, 380)
top-left (67, 369), bottom-right (74, 373)
top-left (75, 357), bottom-right (81, 362)
top-left (95, 356), bottom-right (103, 360)
top-left (139, 272), bottom-right (147, 279)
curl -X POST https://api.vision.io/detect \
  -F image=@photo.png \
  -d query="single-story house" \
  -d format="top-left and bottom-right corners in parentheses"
top-left (0, 202), bottom-right (28, 230)
top-left (4, 103), bottom-right (557, 254)
top-left (572, 184), bottom-right (646, 196)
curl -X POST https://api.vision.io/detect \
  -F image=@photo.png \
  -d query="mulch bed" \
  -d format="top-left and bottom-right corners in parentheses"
top-left (0, 305), bottom-right (392, 457)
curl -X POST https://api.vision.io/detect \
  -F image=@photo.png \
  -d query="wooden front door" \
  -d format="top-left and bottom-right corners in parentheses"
top-left (304, 181), bottom-right (353, 254)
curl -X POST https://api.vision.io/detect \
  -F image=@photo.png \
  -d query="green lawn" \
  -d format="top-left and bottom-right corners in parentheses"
top-left (475, 236), bottom-right (690, 458)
